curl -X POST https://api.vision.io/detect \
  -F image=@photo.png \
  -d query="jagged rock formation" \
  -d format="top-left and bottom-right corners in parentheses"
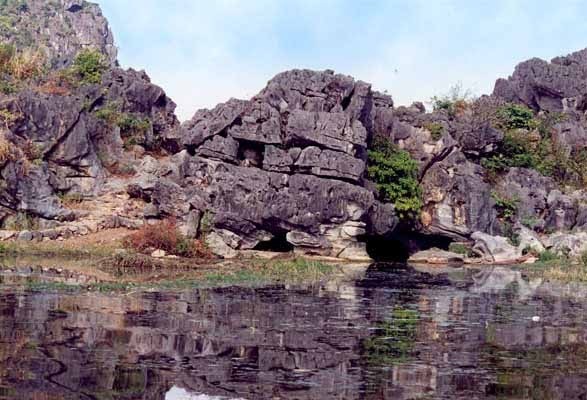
top-left (0, 0), bottom-right (178, 237)
top-left (0, 0), bottom-right (117, 67)
top-left (4, 0), bottom-right (587, 260)
top-left (132, 70), bottom-right (397, 260)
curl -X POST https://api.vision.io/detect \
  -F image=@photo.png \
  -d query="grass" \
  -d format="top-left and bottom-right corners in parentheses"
top-left (0, 240), bottom-right (116, 259)
top-left (512, 250), bottom-right (587, 283)
top-left (13, 258), bottom-right (339, 293)
top-left (0, 238), bottom-right (340, 291)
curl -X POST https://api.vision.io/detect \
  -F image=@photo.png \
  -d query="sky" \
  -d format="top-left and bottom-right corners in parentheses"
top-left (97, 0), bottom-right (587, 121)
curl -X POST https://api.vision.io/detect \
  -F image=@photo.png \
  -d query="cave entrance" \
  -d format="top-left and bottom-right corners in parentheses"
top-left (253, 232), bottom-right (294, 253)
top-left (362, 232), bottom-right (452, 263)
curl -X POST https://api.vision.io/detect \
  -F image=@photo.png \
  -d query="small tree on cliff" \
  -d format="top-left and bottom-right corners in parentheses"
top-left (367, 135), bottom-right (422, 221)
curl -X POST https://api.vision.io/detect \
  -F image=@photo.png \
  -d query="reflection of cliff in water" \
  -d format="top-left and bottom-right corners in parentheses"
top-left (1, 265), bottom-right (587, 399)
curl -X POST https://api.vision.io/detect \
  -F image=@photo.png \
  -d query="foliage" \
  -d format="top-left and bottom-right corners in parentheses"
top-left (495, 103), bottom-right (534, 130)
top-left (71, 48), bottom-right (107, 85)
top-left (0, 108), bottom-right (19, 128)
top-left (58, 192), bottom-right (84, 207)
top-left (538, 249), bottom-right (563, 263)
top-left (480, 105), bottom-right (587, 187)
top-left (367, 135), bottom-right (422, 220)
top-left (122, 219), bottom-right (210, 258)
top-left (423, 122), bottom-right (444, 141)
top-left (0, 134), bottom-right (15, 164)
top-left (431, 82), bottom-right (475, 117)
top-left (94, 102), bottom-right (153, 148)
top-left (491, 191), bottom-right (518, 221)
top-left (2, 211), bottom-right (38, 230)
top-left (0, 42), bottom-right (44, 81)
top-left (449, 242), bottom-right (471, 255)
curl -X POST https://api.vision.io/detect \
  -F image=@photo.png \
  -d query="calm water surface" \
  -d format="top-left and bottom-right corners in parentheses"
top-left (0, 263), bottom-right (586, 399)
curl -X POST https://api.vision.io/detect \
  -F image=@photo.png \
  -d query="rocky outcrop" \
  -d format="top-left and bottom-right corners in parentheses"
top-left (0, 0), bottom-right (117, 67)
top-left (6, 0), bottom-right (587, 262)
top-left (132, 70), bottom-right (398, 260)
top-left (0, 68), bottom-right (178, 225)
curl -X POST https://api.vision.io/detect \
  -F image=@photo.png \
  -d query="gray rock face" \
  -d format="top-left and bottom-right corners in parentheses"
top-left (0, 66), bottom-right (178, 227)
top-left (0, 0), bottom-right (117, 68)
top-left (138, 69), bottom-right (400, 258)
top-left (421, 151), bottom-right (498, 239)
top-left (493, 49), bottom-right (587, 113)
top-left (8, 0), bottom-right (587, 262)
top-left (471, 232), bottom-right (522, 263)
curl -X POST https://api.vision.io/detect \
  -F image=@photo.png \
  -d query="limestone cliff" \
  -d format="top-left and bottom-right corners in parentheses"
top-left (3, 0), bottom-right (587, 261)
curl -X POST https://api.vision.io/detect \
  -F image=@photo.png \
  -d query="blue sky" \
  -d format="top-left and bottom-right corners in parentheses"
top-left (98, 0), bottom-right (587, 121)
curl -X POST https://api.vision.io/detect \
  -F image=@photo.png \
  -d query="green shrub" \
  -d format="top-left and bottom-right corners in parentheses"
top-left (0, 43), bottom-right (15, 72)
top-left (431, 83), bottom-right (475, 117)
top-left (423, 122), bottom-right (444, 141)
top-left (367, 135), bottom-right (422, 221)
top-left (448, 242), bottom-right (470, 255)
top-left (94, 103), bottom-right (153, 148)
top-left (538, 249), bottom-right (563, 263)
top-left (71, 49), bottom-right (107, 85)
top-left (491, 191), bottom-right (518, 221)
top-left (495, 103), bottom-right (534, 130)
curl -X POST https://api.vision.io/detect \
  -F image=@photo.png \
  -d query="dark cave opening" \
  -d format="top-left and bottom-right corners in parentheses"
top-left (362, 232), bottom-right (453, 263)
top-left (253, 232), bottom-right (294, 252)
top-left (237, 140), bottom-right (265, 168)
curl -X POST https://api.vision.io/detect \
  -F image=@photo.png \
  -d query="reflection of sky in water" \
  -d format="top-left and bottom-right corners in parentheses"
top-left (166, 387), bottom-right (244, 400)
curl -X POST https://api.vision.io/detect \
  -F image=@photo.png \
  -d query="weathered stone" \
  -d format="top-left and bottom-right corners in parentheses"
top-left (286, 111), bottom-right (366, 155)
top-left (516, 225), bottom-right (545, 254)
top-left (196, 135), bottom-right (239, 163)
top-left (205, 231), bottom-right (238, 259)
top-left (408, 249), bottom-right (465, 265)
top-left (151, 249), bottom-right (167, 258)
top-left (471, 232), bottom-right (523, 263)
top-left (421, 151), bottom-right (498, 239)
top-left (543, 232), bottom-right (587, 257)
top-left (294, 146), bottom-right (365, 181)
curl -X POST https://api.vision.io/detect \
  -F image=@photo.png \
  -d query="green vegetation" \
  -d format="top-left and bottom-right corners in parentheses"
top-left (70, 48), bottom-right (107, 85)
top-left (2, 211), bottom-right (38, 230)
top-left (431, 83), bottom-right (475, 117)
top-left (481, 103), bottom-right (587, 187)
top-left (367, 135), bottom-right (422, 221)
top-left (15, 258), bottom-right (338, 293)
top-left (0, 42), bottom-right (44, 81)
top-left (0, 134), bottom-right (16, 163)
top-left (491, 191), bottom-right (518, 221)
top-left (423, 121), bottom-right (444, 141)
top-left (0, 108), bottom-right (19, 128)
top-left (449, 242), bottom-right (471, 255)
top-left (94, 102), bottom-right (153, 149)
top-left (495, 103), bottom-right (534, 130)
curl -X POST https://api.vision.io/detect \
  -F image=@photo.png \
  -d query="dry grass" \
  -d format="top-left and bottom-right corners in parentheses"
top-left (122, 219), bottom-right (213, 258)
top-left (37, 70), bottom-right (74, 96)
top-left (0, 133), bottom-right (16, 164)
top-left (10, 49), bottom-right (45, 80)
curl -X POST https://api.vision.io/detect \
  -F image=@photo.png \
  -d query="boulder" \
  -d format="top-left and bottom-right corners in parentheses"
top-left (471, 232), bottom-right (523, 263)
top-left (543, 232), bottom-right (587, 257)
top-left (408, 248), bottom-right (465, 265)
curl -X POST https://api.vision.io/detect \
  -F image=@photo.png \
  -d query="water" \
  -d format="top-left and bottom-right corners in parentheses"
top-left (1, 263), bottom-right (587, 399)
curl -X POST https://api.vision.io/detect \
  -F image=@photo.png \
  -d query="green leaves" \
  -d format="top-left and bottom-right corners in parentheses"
top-left (71, 48), bottom-right (107, 85)
top-left (367, 136), bottom-right (422, 221)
